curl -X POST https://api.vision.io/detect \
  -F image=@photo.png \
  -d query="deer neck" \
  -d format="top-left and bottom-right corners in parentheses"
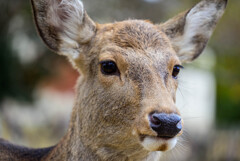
top-left (43, 105), bottom-right (98, 160)
top-left (45, 104), bottom-right (159, 161)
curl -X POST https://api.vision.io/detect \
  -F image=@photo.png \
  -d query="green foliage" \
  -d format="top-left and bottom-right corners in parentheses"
top-left (215, 50), bottom-right (240, 125)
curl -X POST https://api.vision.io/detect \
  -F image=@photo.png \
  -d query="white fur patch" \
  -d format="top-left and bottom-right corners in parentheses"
top-left (141, 137), bottom-right (177, 152)
top-left (145, 152), bottom-right (162, 161)
top-left (48, 0), bottom-right (84, 28)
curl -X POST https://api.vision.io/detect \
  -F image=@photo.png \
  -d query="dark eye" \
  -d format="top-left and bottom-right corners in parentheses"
top-left (172, 65), bottom-right (183, 79)
top-left (100, 60), bottom-right (119, 75)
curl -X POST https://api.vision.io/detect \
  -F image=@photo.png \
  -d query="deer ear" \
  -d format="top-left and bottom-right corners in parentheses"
top-left (158, 0), bottom-right (227, 63)
top-left (31, 0), bottom-right (96, 60)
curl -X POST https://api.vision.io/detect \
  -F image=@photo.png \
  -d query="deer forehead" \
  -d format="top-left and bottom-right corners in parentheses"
top-left (90, 20), bottom-right (180, 76)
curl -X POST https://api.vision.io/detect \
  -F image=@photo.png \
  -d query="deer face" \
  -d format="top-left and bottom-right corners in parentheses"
top-left (31, 0), bottom-right (227, 154)
top-left (76, 20), bottom-right (182, 152)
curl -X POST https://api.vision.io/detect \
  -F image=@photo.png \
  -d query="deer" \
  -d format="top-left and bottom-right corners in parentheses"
top-left (0, 0), bottom-right (227, 160)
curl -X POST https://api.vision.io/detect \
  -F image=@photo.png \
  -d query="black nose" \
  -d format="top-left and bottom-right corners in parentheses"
top-left (149, 112), bottom-right (182, 138)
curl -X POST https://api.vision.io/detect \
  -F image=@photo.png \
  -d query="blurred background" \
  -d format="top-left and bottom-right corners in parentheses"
top-left (0, 0), bottom-right (239, 160)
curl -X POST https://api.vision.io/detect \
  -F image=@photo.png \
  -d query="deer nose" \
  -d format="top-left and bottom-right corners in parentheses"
top-left (149, 112), bottom-right (182, 138)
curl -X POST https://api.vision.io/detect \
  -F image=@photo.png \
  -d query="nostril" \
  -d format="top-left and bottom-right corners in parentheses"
top-left (150, 114), bottom-right (161, 125)
top-left (176, 120), bottom-right (182, 131)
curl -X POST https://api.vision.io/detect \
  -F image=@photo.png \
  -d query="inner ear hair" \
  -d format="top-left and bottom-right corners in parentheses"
top-left (158, 0), bottom-right (227, 63)
top-left (31, 0), bottom-right (96, 59)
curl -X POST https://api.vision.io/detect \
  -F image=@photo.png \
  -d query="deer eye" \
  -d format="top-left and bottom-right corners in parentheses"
top-left (172, 65), bottom-right (183, 79)
top-left (100, 60), bottom-right (119, 75)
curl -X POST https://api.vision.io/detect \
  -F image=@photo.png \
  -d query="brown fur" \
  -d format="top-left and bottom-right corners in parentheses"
top-left (0, 0), bottom-right (227, 160)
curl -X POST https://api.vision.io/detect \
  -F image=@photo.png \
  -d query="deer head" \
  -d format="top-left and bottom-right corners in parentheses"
top-left (31, 0), bottom-right (227, 159)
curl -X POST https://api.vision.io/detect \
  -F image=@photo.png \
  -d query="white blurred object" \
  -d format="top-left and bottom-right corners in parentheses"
top-left (8, 15), bottom-right (41, 64)
top-left (2, 89), bottom-right (73, 127)
top-left (1, 88), bottom-right (74, 146)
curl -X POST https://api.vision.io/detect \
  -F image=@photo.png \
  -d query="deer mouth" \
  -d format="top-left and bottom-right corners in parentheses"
top-left (139, 134), bottom-right (177, 152)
